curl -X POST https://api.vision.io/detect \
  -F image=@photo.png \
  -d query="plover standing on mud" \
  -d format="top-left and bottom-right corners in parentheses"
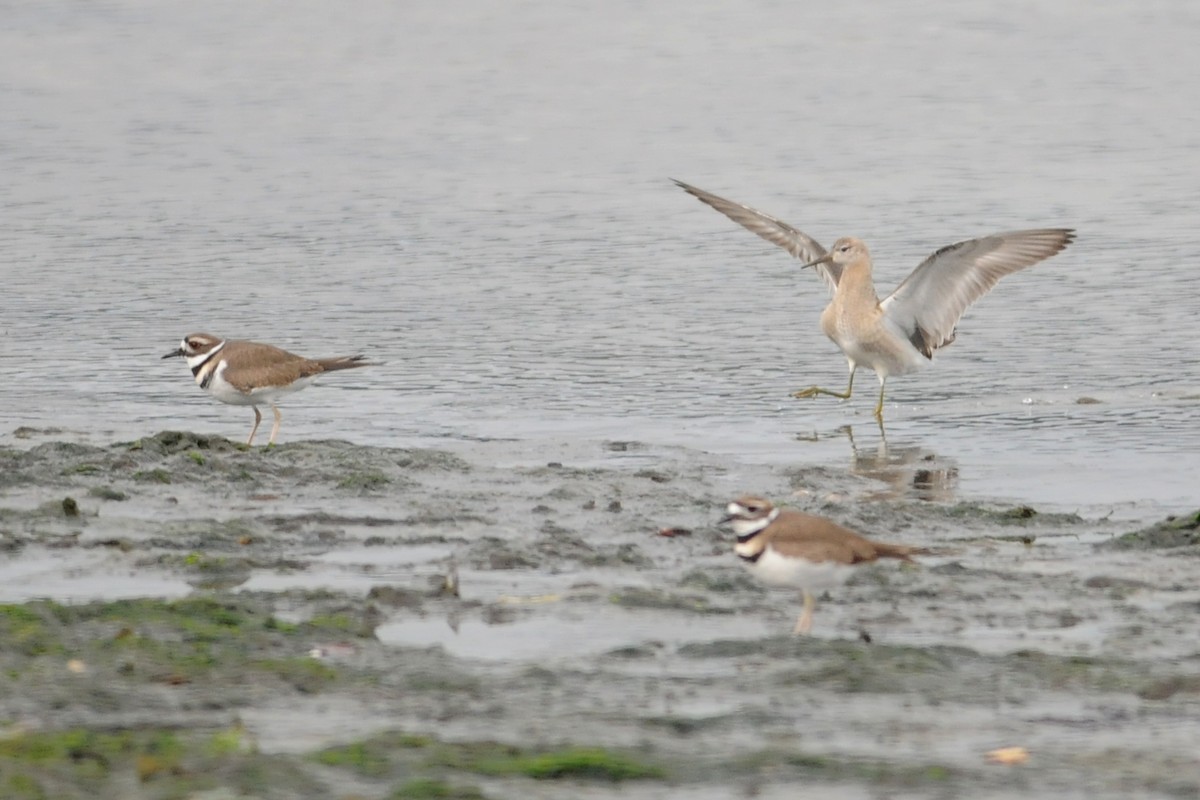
top-left (722, 495), bottom-right (926, 634)
top-left (163, 333), bottom-right (372, 445)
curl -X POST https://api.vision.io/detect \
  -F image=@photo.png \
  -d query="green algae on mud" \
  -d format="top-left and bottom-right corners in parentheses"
top-left (312, 732), bottom-right (665, 782)
top-left (0, 596), bottom-right (373, 692)
top-left (0, 725), bottom-right (660, 800)
top-left (390, 778), bottom-right (489, 799)
top-left (0, 725), bottom-right (351, 800)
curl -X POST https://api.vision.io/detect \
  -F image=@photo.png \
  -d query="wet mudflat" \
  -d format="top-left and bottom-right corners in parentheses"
top-left (1, 431), bottom-right (1198, 799)
top-left (5, 1), bottom-right (1200, 797)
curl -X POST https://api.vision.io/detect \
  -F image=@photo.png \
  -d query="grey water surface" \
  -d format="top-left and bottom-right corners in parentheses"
top-left (3, 0), bottom-right (1199, 516)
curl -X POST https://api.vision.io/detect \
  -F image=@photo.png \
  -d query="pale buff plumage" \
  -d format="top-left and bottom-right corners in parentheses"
top-left (675, 180), bottom-right (1075, 419)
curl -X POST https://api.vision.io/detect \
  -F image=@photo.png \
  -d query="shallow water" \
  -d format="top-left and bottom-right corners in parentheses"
top-left (376, 608), bottom-right (772, 662)
top-left (3, 3), bottom-right (1199, 515)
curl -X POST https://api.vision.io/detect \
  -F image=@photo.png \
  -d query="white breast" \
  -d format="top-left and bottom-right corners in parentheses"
top-left (201, 360), bottom-right (315, 407)
top-left (744, 547), bottom-right (855, 592)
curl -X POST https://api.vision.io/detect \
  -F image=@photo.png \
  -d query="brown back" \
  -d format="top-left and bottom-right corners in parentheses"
top-left (220, 340), bottom-right (371, 392)
top-left (764, 509), bottom-right (923, 565)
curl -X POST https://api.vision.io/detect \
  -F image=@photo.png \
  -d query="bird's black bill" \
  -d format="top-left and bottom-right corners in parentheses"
top-left (162, 348), bottom-right (184, 359)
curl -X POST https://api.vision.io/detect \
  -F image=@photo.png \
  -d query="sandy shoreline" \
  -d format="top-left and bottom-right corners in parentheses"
top-left (1, 430), bottom-right (1197, 799)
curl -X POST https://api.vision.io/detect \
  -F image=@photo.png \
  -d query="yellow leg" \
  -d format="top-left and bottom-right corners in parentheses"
top-left (793, 367), bottom-right (855, 401)
top-left (792, 590), bottom-right (816, 635)
top-left (873, 378), bottom-right (887, 421)
top-left (267, 405), bottom-right (282, 446)
top-left (246, 407), bottom-right (263, 446)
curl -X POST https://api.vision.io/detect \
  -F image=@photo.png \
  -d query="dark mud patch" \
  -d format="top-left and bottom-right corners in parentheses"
top-left (923, 500), bottom-right (1087, 528)
top-left (1100, 509), bottom-right (1200, 550)
top-left (0, 431), bottom-right (469, 501)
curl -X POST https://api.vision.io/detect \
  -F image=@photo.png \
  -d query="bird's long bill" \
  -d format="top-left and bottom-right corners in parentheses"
top-left (162, 347), bottom-right (184, 359)
top-left (718, 513), bottom-right (735, 525)
top-left (802, 252), bottom-right (834, 269)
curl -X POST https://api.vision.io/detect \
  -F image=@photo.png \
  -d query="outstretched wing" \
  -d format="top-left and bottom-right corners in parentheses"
top-left (673, 180), bottom-right (839, 294)
top-left (880, 229), bottom-right (1075, 357)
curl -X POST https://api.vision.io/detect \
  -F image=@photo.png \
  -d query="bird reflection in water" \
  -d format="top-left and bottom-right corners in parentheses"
top-left (798, 425), bottom-right (959, 502)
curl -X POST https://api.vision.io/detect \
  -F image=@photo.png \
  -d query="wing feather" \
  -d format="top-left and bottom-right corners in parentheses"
top-left (673, 180), bottom-right (839, 294)
top-left (769, 537), bottom-right (870, 564)
top-left (880, 229), bottom-right (1075, 354)
top-left (223, 340), bottom-right (325, 392)
top-left (768, 510), bottom-right (893, 564)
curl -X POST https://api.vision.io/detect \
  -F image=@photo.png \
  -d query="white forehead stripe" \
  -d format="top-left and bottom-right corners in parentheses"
top-left (727, 503), bottom-right (745, 515)
top-left (184, 339), bottom-right (225, 369)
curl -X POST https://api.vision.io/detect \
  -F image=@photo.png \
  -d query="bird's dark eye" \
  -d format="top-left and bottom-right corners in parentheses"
top-left (745, 505), bottom-right (759, 513)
